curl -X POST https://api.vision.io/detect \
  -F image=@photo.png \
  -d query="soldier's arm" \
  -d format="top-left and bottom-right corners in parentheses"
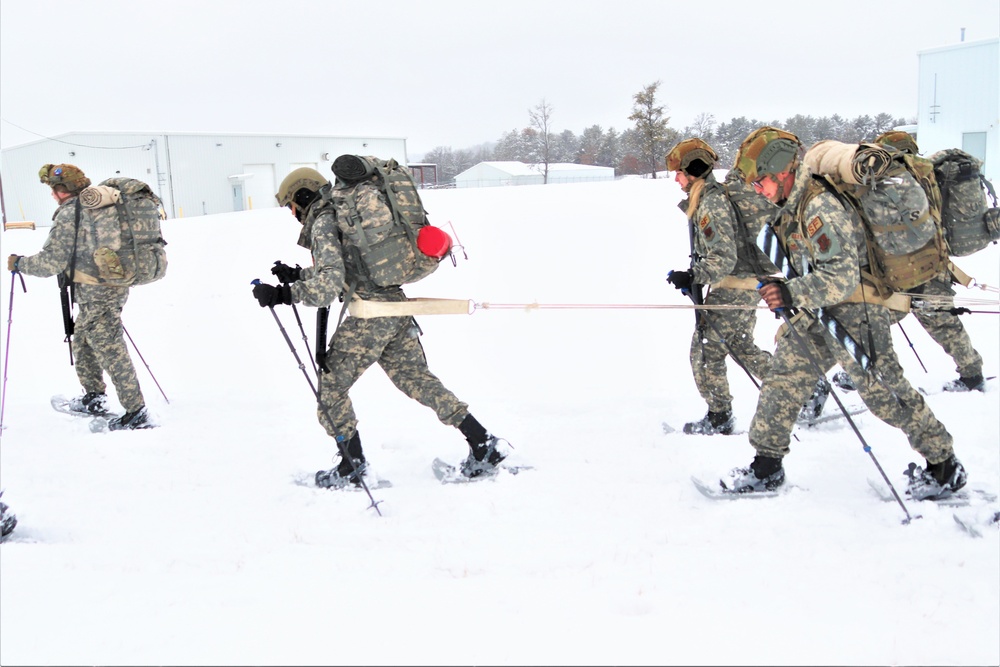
top-left (690, 191), bottom-right (738, 285)
top-left (785, 191), bottom-right (860, 309)
top-left (292, 209), bottom-right (346, 308)
top-left (17, 203), bottom-right (78, 278)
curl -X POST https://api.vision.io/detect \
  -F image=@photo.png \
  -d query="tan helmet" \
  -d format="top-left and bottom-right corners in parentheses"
top-left (38, 163), bottom-right (91, 193)
top-left (874, 130), bottom-right (919, 155)
top-left (666, 138), bottom-right (718, 178)
top-left (275, 167), bottom-right (329, 207)
top-left (734, 127), bottom-right (802, 184)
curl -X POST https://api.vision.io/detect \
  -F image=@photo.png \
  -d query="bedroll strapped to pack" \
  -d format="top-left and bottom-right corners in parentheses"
top-left (324, 155), bottom-right (444, 287)
top-left (929, 148), bottom-right (1000, 257)
top-left (803, 141), bottom-right (947, 292)
top-left (71, 178), bottom-right (168, 286)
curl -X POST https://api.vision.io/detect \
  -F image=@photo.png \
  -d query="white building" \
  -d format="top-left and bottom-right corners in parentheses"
top-left (454, 161), bottom-right (614, 188)
top-left (0, 132), bottom-right (408, 226)
top-left (916, 37), bottom-right (998, 183)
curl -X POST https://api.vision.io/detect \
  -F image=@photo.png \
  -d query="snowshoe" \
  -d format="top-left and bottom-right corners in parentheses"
top-left (54, 391), bottom-right (110, 417)
top-left (719, 455), bottom-right (786, 494)
top-left (460, 435), bottom-right (510, 479)
top-left (831, 370), bottom-right (857, 392)
top-left (942, 374), bottom-right (986, 393)
top-left (315, 457), bottom-right (367, 489)
top-left (904, 455), bottom-right (968, 501)
top-left (683, 410), bottom-right (735, 435)
top-left (107, 406), bottom-right (155, 431)
top-left (797, 379), bottom-right (831, 424)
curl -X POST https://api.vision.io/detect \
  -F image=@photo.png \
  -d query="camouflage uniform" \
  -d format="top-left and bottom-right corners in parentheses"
top-left (17, 195), bottom-right (145, 412)
top-left (749, 166), bottom-right (955, 464)
top-left (291, 199), bottom-right (470, 442)
top-left (682, 173), bottom-right (772, 413)
top-left (908, 274), bottom-right (983, 380)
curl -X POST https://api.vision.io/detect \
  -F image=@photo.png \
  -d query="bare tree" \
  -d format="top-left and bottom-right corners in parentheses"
top-left (628, 81), bottom-right (671, 178)
top-left (529, 98), bottom-right (555, 183)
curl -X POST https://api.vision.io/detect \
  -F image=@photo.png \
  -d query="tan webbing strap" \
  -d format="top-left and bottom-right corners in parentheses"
top-left (948, 261), bottom-right (973, 288)
top-left (841, 284), bottom-right (911, 312)
top-left (348, 298), bottom-right (473, 318)
top-left (710, 276), bottom-right (760, 290)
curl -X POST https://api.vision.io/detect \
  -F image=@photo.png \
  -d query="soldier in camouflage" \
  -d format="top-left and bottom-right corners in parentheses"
top-left (7, 164), bottom-right (151, 430)
top-left (253, 167), bottom-right (509, 487)
top-left (719, 128), bottom-right (966, 500)
top-left (664, 138), bottom-right (772, 435)
top-left (873, 131), bottom-right (985, 393)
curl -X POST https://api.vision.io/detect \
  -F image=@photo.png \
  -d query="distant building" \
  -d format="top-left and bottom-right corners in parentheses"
top-left (0, 131), bottom-right (409, 225)
top-left (915, 37), bottom-right (998, 183)
top-left (454, 161), bottom-right (615, 188)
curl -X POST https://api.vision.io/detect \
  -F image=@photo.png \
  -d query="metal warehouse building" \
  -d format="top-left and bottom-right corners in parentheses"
top-left (0, 132), bottom-right (408, 226)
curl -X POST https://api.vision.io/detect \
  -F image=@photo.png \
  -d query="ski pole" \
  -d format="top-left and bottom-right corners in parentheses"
top-left (768, 299), bottom-right (915, 524)
top-left (122, 325), bottom-right (170, 404)
top-left (252, 280), bottom-right (382, 516)
top-left (895, 322), bottom-right (927, 373)
top-left (1, 272), bottom-right (27, 438)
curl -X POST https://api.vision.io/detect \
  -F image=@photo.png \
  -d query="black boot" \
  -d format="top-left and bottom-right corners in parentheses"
top-left (942, 374), bottom-right (985, 393)
top-left (683, 410), bottom-right (735, 435)
top-left (316, 431), bottom-right (366, 489)
top-left (457, 414), bottom-right (508, 478)
top-left (721, 455), bottom-right (786, 493)
top-left (67, 391), bottom-right (109, 416)
top-left (108, 406), bottom-right (153, 430)
top-left (905, 455), bottom-right (968, 500)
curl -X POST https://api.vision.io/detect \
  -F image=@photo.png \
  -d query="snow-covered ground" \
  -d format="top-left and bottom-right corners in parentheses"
top-left (1, 176), bottom-right (997, 666)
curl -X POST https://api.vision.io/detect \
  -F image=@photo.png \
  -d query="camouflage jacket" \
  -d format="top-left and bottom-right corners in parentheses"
top-left (679, 174), bottom-right (739, 285)
top-left (291, 199), bottom-right (405, 308)
top-left (18, 196), bottom-right (80, 280)
top-left (775, 166), bottom-right (867, 310)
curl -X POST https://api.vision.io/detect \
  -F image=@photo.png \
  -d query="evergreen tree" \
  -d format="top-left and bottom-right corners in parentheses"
top-left (628, 81), bottom-right (671, 178)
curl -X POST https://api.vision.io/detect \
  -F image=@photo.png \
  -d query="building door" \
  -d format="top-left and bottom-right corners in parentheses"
top-left (232, 182), bottom-right (245, 212)
top-left (962, 132), bottom-right (987, 173)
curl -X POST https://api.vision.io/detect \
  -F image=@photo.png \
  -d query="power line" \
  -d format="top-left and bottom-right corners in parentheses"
top-left (1, 118), bottom-right (150, 150)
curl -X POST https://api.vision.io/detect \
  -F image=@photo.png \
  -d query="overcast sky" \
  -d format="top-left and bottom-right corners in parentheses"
top-left (1, 0), bottom-right (997, 158)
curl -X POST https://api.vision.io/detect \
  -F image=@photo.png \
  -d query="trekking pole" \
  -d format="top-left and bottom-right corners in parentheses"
top-left (1, 272), bottom-right (28, 438)
top-left (122, 325), bottom-right (170, 404)
top-left (289, 302), bottom-right (318, 378)
top-left (895, 322), bottom-right (927, 373)
top-left (768, 299), bottom-right (915, 524)
top-left (252, 280), bottom-right (382, 516)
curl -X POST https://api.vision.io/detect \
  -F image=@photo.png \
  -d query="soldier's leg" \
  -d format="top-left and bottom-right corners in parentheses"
top-left (833, 306), bottom-right (954, 464)
top-left (715, 289), bottom-right (772, 381)
top-left (910, 278), bottom-right (983, 379)
top-left (689, 315), bottom-right (733, 414)
top-left (76, 291), bottom-right (144, 412)
top-left (317, 316), bottom-right (397, 439)
top-left (71, 303), bottom-right (107, 395)
top-left (749, 317), bottom-right (835, 459)
top-left (379, 317), bottom-right (469, 427)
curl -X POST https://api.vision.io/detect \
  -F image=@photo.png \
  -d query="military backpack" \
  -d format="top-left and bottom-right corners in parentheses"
top-left (929, 149), bottom-right (1000, 257)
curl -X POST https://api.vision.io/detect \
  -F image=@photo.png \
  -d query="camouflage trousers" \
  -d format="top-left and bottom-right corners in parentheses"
top-left (317, 314), bottom-right (469, 444)
top-left (908, 276), bottom-right (983, 379)
top-left (73, 285), bottom-right (145, 412)
top-left (689, 288), bottom-right (772, 413)
top-left (749, 303), bottom-right (954, 464)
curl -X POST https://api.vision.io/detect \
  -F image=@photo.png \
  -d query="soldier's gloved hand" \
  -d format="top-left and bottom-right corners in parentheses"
top-left (271, 261), bottom-right (302, 284)
top-left (7, 255), bottom-right (21, 273)
top-left (666, 269), bottom-right (693, 295)
top-left (252, 282), bottom-right (292, 308)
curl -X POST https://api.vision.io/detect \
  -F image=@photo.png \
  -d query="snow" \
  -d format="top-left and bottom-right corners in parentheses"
top-left (1, 177), bottom-right (998, 666)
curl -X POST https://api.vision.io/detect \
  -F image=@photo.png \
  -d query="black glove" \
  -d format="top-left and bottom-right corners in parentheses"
top-left (252, 282), bottom-right (292, 308)
top-left (666, 269), bottom-right (694, 295)
top-left (271, 261), bottom-right (302, 284)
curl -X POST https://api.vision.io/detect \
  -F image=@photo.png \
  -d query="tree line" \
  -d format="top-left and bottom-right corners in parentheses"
top-left (419, 81), bottom-right (913, 185)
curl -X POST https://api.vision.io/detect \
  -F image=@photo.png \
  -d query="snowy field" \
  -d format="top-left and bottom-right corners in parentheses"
top-left (1, 176), bottom-right (998, 666)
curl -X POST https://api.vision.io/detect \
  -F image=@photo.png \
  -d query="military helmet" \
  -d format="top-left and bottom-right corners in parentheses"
top-left (38, 163), bottom-right (91, 193)
top-left (874, 130), bottom-right (918, 155)
top-left (275, 167), bottom-right (329, 207)
top-left (735, 127), bottom-right (802, 184)
top-left (666, 138), bottom-right (718, 178)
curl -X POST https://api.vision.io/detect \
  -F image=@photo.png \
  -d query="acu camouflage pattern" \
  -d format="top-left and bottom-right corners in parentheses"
top-left (679, 172), bottom-right (772, 412)
top-left (909, 276), bottom-right (984, 379)
top-left (749, 164), bottom-right (955, 465)
top-left (16, 194), bottom-right (146, 412)
top-left (930, 148), bottom-right (999, 256)
top-left (287, 189), bottom-right (471, 448)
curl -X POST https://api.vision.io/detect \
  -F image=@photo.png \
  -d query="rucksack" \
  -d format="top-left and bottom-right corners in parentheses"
top-left (322, 156), bottom-right (442, 288)
top-left (71, 177), bottom-right (168, 287)
top-left (804, 142), bottom-right (947, 292)
top-left (929, 149), bottom-right (1000, 257)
